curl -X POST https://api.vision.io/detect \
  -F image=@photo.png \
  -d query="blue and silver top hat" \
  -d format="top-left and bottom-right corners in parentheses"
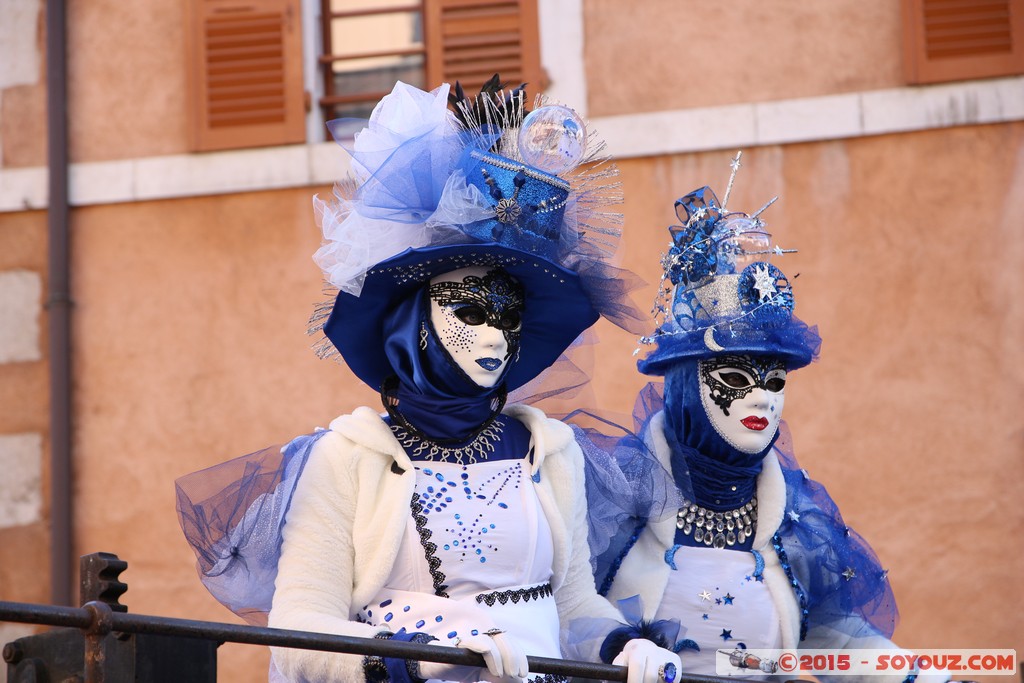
top-left (637, 153), bottom-right (821, 375)
top-left (311, 79), bottom-right (642, 391)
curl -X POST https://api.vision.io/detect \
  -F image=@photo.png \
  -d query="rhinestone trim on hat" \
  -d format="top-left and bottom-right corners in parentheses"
top-left (469, 150), bottom-right (572, 191)
top-left (367, 253), bottom-right (530, 286)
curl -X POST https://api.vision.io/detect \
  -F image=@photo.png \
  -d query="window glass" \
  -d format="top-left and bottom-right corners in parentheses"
top-left (322, 2), bottom-right (425, 120)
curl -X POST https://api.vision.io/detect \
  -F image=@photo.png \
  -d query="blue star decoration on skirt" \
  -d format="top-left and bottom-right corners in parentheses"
top-left (723, 593), bottom-right (735, 605)
top-left (720, 629), bottom-right (733, 641)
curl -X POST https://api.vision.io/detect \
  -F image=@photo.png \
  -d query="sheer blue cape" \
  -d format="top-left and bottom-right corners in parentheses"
top-left (175, 431), bottom-right (327, 625)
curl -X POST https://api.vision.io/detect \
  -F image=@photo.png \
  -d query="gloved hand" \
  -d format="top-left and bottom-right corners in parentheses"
top-left (612, 638), bottom-right (682, 683)
top-left (478, 631), bottom-right (528, 683)
top-left (417, 630), bottom-right (528, 683)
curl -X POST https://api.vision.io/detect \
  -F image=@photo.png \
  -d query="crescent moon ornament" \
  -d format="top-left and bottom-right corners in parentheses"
top-left (704, 326), bottom-right (726, 352)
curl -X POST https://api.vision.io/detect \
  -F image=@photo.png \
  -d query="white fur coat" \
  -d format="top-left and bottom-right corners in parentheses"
top-left (268, 404), bottom-right (622, 682)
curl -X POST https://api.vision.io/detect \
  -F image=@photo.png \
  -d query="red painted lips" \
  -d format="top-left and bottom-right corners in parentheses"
top-left (741, 416), bottom-right (769, 431)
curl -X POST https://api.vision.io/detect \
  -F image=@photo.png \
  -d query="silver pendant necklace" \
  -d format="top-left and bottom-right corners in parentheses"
top-left (389, 419), bottom-right (505, 465)
top-left (676, 497), bottom-right (757, 548)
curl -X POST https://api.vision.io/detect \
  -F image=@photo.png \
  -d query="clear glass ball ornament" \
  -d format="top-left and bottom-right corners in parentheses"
top-left (517, 105), bottom-right (587, 175)
top-left (717, 216), bottom-right (772, 273)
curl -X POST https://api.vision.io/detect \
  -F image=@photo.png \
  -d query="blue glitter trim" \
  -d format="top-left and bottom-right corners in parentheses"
top-left (772, 532), bottom-right (809, 640)
top-left (665, 544), bottom-right (682, 570)
top-left (598, 518), bottom-right (648, 596)
top-left (677, 639), bottom-right (699, 652)
top-left (751, 549), bottom-right (765, 580)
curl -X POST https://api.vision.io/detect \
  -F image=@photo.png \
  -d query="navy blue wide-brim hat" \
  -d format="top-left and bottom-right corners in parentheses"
top-left (636, 313), bottom-right (821, 376)
top-left (324, 242), bottom-right (598, 392)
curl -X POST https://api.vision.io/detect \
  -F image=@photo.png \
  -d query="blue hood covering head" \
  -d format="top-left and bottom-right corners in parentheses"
top-left (380, 285), bottom-right (508, 440)
top-left (663, 360), bottom-right (776, 508)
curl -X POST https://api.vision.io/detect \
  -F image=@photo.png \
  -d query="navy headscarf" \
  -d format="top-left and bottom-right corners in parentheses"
top-left (381, 286), bottom-right (515, 442)
top-left (663, 359), bottom-right (779, 510)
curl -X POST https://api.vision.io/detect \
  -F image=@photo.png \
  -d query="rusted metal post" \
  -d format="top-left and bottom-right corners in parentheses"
top-left (79, 552), bottom-right (126, 682)
top-left (83, 601), bottom-right (113, 683)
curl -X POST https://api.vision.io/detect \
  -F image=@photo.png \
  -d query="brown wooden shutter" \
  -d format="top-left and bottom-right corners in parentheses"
top-left (903, 0), bottom-right (1024, 84)
top-left (186, 0), bottom-right (306, 152)
top-left (423, 0), bottom-right (545, 94)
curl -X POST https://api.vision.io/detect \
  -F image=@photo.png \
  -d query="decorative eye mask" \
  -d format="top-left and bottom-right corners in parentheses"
top-left (699, 354), bottom-right (786, 416)
top-left (428, 268), bottom-right (526, 354)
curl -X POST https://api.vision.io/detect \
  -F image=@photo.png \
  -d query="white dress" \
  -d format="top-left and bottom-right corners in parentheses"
top-left (358, 457), bottom-right (562, 680)
top-left (656, 546), bottom-right (782, 677)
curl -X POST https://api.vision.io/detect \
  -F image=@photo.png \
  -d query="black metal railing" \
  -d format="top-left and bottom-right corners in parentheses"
top-left (0, 599), bottom-right (632, 682)
top-left (0, 553), bottom-right (766, 683)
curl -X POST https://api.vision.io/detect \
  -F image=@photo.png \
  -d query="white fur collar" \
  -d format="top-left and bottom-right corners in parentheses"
top-left (329, 406), bottom-right (412, 470)
top-left (752, 449), bottom-right (786, 549)
top-left (503, 403), bottom-right (572, 473)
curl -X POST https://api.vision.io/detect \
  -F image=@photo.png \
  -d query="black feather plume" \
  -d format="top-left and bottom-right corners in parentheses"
top-left (447, 73), bottom-right (529, 152)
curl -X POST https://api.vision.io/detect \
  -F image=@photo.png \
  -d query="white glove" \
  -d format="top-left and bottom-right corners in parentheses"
top-left (417, 631), bottom-right (528, 683)
top-left (478, 631), bottom-right (529, 683)
top-left (612, 638), bottom-right (682, 683)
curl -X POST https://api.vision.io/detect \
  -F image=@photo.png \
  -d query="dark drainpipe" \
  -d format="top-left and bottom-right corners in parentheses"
top-left (46, 0), bottom-right (73, 607)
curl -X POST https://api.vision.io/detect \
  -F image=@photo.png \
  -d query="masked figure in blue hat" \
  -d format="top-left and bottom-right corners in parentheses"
top-left (176, 79), bottom-right (681, 683)
top-left (589, 157), bottom-right (947, 683)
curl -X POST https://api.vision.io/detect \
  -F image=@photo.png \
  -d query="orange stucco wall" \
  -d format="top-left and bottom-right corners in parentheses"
top-left (1, 0), bottom-right (189, 168)
top-left (0, 210), bottom-right (51, 615)
top-left (64, 1), bottom-right (189, 163)
top-left (584, 0), bottom-right (906, 116)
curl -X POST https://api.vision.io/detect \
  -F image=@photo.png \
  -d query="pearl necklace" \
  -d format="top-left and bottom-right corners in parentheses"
top-left (676, 497), bottom-right (757, 548)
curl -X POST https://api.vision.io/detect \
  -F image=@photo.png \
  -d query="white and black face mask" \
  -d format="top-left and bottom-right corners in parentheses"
top-left (698, 354), bottom-right (786, 454)
top-left (427, 266), bottom-right (524, 389)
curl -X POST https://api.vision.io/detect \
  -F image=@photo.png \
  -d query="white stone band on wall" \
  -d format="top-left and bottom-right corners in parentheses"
top-left (0, 76), bottom-right (1021, 213)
